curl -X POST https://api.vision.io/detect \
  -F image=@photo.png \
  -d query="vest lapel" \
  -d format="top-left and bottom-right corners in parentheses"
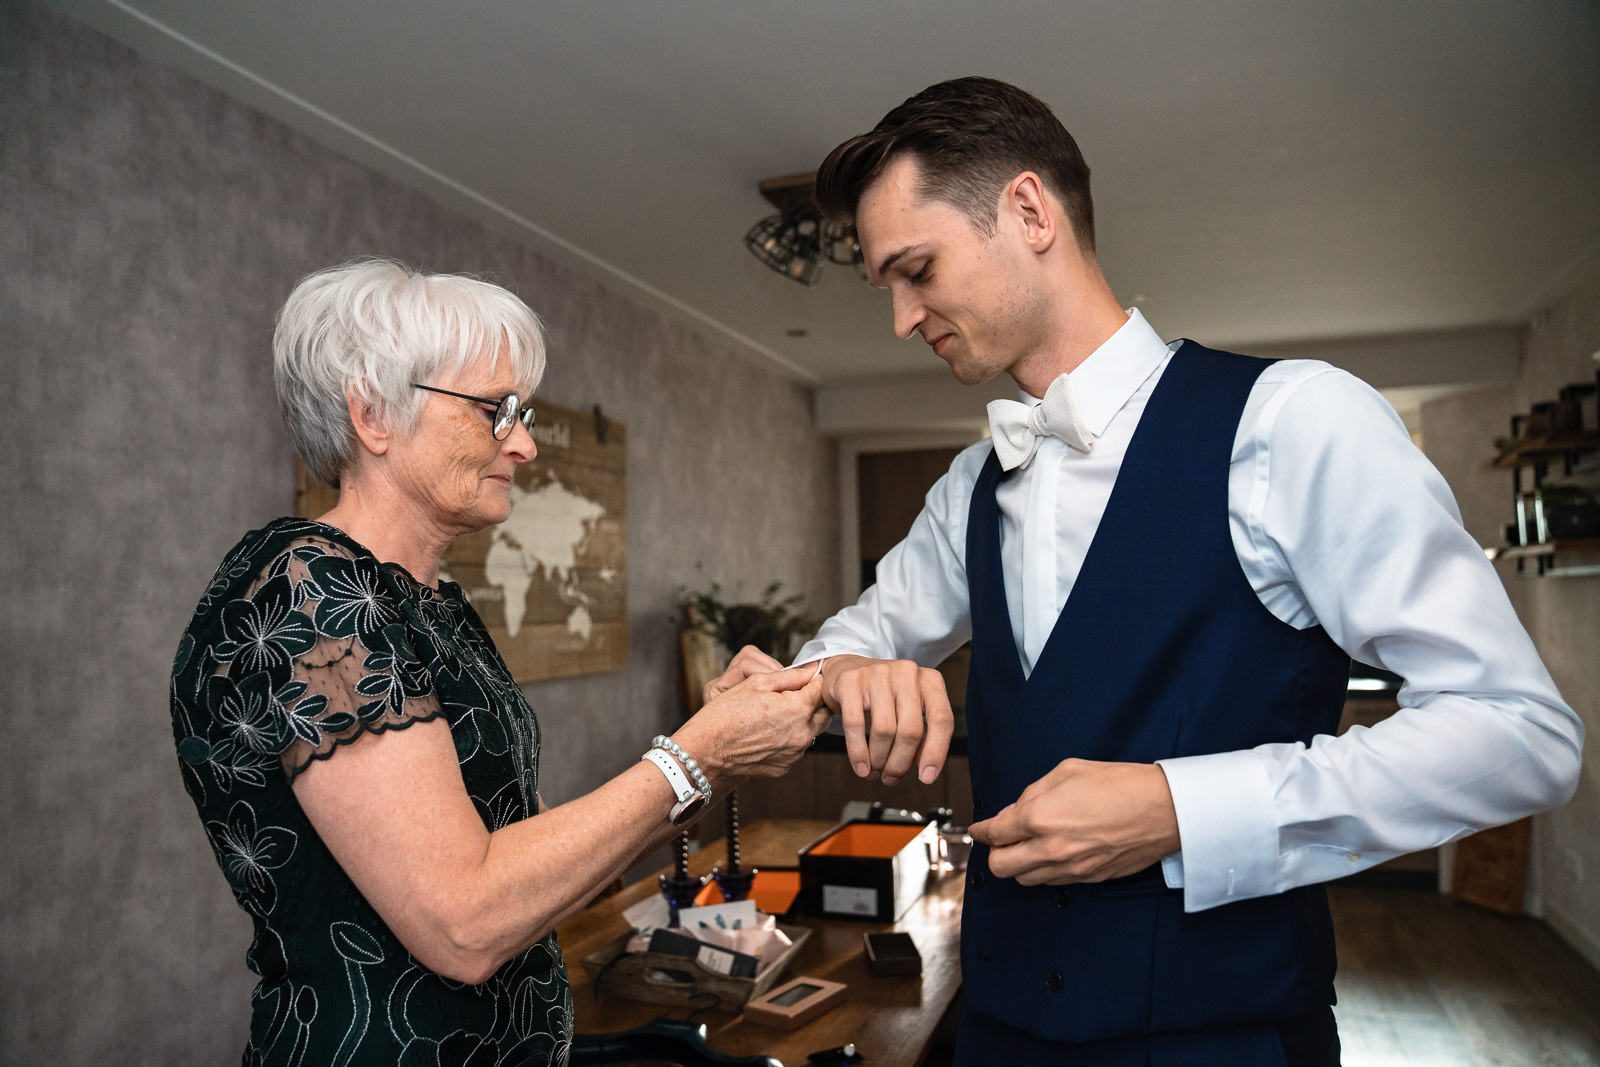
top-left (967, 450), bottom-right (1027, 693)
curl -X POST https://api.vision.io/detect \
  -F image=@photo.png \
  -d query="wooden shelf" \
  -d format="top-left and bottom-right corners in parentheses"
top-left (1487, 379), bottom-right (1600, 578)
top-left (1485, 431), bottom-right (1600, 470)
top-left (1493, 539), bottom-right (1600, 578)
top-left (1497, 538), bottom-right (1600, 559)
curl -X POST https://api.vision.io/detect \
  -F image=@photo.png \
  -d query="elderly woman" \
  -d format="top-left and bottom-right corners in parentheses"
top-left (170, 259), bottom-right (828, 1066)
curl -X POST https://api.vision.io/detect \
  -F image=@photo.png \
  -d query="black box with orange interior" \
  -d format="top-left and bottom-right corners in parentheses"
top-left (797, 820), bottom-right (940, 923)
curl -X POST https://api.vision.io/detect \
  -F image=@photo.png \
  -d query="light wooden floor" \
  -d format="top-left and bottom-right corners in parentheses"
top-left (1331, 884), bottom-right (1600, 1066)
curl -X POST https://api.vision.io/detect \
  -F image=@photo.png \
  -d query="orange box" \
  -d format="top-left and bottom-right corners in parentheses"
top-left (798, 820), bottom-right (939, 922)
top-left (692, 868), bottom-right (803, 917)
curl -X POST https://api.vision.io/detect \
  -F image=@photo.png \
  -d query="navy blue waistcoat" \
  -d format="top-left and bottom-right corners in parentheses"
top-left (961, 341), bottom-right (1350, 1044)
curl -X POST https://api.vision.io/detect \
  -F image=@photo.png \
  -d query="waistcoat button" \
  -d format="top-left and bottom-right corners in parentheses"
top-left (973, 796), bottom-right (986, 816)
top-left (1055, 888), bottom-right (1074, 908)
top-left (1045, 970), bottom-right (1064, 991)
top-left (969, 870), bottom-right (985, 888)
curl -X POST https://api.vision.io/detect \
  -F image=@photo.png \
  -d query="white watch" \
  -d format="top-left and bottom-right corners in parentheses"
top-left (642, 748), bottom-right (709, 826)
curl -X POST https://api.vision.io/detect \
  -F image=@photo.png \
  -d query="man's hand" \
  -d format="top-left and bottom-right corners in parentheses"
top-left (967, 759), bottom-right (1181, 885)
top-left (820, 655), bottom-right (954, 787)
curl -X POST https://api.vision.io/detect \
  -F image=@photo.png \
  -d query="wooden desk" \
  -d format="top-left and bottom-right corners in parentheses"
top-left (556, 819), bottom-right (965, 1067)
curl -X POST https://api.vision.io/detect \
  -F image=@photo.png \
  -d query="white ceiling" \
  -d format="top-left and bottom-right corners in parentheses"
top-left (57, 0), bottom-right (1600, 390)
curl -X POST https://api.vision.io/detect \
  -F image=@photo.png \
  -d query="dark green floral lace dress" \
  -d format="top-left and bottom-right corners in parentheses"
top-left (170, 518), bottom-right (573, 1066)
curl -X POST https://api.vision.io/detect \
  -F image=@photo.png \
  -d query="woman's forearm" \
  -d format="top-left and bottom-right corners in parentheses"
top-left (293, 669), bottom-right (824, 984)
top-left (294, 720), bottom-right (694, 984)
top-left (462, 761), bottom-right (700, 970)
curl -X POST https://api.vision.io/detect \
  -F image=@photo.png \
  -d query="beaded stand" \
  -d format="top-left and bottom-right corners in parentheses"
top-left (711, 789), bottom-right (757, 902)
top-left (658, 831), bottom-right (707, 928)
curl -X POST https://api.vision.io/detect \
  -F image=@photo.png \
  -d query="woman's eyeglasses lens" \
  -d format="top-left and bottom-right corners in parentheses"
top-left (492, 395), bottom-right (535, 440)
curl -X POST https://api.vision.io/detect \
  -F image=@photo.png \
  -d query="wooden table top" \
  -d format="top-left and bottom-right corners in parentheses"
top-left (556, 818), bottom-right (965, 1067)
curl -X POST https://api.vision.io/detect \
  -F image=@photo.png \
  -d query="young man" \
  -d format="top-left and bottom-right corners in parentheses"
top-left (713, 78), bottom-right (1581, 1064)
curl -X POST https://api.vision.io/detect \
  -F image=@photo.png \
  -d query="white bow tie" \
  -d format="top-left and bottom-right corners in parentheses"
top-left (986, 373), bottom-right (1094, 471)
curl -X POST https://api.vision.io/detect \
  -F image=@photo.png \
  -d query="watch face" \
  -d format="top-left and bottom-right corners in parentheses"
top-left (670, 793), bottom-right (708, 826)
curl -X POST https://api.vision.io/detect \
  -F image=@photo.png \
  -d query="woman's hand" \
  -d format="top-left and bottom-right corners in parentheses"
top-left (679, 662), bottom-right (830, 782)
top-left (703, 644), bottom-right (787, 705)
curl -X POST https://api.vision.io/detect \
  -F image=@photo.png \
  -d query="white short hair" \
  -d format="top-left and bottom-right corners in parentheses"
top-left (273, 258), bottom-right (547, 487)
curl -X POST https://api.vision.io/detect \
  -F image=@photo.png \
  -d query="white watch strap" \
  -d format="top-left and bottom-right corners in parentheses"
top-left (642, 747), bottom-right (697, 804)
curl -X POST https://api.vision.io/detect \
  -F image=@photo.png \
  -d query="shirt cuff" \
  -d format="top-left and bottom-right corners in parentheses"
top-left (790, 638), bottom-right (859, 669)
top-left (1157, 751), bottom-right (1279, 913)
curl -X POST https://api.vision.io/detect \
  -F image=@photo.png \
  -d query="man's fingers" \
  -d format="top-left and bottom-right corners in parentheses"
top-left (964, 761), bottom-right (1179, 886)
top-left (914, 670), bottom-right (954, 784)
top-left (823, 659), bottom-right (939, 781)
top-left (968, 803), bottom-right (1026, 847)
top-left (983, 838), bottom-right (1045, 881)
top-left (865, 668), bottom-right (900, 778)
top-left (879, 668), bottom-right (926, 785)
top-left (972, 808), bottom-right (1066, 882)
top-left (836, 678), bottom-right (872, 779)
top-left (990, 847), bottom-right (1074, 885)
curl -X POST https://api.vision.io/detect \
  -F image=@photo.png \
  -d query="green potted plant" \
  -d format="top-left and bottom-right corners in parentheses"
top-left (679, 580), bottom-right (815, 662)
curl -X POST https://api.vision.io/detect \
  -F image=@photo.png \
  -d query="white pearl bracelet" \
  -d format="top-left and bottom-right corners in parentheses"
top-left (652, 734), bottom-right (712, 799)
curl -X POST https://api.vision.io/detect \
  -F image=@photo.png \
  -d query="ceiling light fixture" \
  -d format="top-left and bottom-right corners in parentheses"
top-left (744, 173), bottom-right (866, 287)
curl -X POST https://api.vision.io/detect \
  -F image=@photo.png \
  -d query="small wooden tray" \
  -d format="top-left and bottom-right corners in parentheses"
top-left (580, 923), bottom-right (812, 1012)
top-left (742, 974), bottom-right (848, 1031)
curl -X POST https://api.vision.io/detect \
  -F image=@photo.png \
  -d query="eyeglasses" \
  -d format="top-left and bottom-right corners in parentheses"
top-left (412, 383), bottom-right (535, 441)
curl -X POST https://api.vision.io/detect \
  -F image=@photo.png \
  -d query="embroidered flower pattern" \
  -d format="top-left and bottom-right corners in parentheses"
top-left (171, 520), bottom-right (568, 1064)
top-left (309, 554), bottom-right (403, 646)
top-left (210, 673), bottom-right (292, 756)
top-left (216, 575), bottom-right (317, 687)
top-left (353, 624), bottom-right (433, 723)
top-left (207, 800), bottom-right (297, 913)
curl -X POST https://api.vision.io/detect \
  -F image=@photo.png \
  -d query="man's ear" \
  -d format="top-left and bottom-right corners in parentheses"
top-left (1007, 172), bottom-right (1059, 255)
top-left (346, 382), bottom-right (392, 457)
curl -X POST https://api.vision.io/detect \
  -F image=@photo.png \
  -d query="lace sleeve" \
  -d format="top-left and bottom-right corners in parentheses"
top-left (229, 537), bottom-right (444, 778)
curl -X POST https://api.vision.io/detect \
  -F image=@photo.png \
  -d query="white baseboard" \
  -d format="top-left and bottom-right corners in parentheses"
top-left (1544, 905), bottom-right (1600, 975)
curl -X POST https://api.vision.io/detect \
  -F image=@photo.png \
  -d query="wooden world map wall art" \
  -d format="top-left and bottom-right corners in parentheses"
top-left (295, 397), bottom-right (628, 683)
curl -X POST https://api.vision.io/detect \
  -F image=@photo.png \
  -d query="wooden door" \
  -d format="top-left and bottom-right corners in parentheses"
top-left (1451, 818), bottom-right (1532, 914)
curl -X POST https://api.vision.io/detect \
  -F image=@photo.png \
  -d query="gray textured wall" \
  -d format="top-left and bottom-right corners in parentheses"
top-left (0, 5), bottom-right (838, 1063)
top-left (1420, 262), bottom-right (1600, 967)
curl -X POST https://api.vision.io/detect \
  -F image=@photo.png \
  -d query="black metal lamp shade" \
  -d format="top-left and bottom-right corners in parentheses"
top-left (743, 210), bottom-right (823, 286)
top-left (822, 220), bottom-right (867, 279)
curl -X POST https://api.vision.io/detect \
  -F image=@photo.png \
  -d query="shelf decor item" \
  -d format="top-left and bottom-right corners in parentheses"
top-left (1485, 373), bottom-right (1600, 578)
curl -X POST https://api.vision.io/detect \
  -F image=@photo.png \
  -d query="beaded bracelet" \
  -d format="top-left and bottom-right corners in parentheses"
top-left (652, 734), bottom-right (712, 800)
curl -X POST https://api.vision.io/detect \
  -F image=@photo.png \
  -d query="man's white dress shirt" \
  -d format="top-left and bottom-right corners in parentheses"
top-left (796, 309), bottom-right (1582, 913)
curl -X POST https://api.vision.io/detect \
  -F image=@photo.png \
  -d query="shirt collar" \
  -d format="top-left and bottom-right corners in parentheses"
top-left (1019, 308), bottom-right (1172, 438)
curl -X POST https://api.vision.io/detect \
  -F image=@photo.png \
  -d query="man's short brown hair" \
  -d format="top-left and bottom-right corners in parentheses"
top-left (815, 76), bottom-right (1095, 253)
